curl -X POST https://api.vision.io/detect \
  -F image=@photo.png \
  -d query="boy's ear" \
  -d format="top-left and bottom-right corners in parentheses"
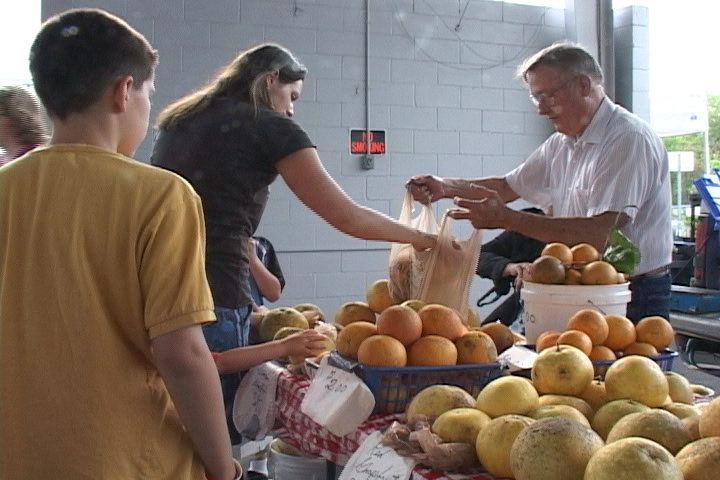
top-left (111, 76), bottom-right (134, 113)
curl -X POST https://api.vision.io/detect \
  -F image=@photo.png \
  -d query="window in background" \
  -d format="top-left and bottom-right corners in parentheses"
top-left (0, 1), bottom-right (40, 85)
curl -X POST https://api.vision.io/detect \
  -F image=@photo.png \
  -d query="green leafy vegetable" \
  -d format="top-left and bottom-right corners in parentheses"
top-left (602, 229), bottom-right (640, 274)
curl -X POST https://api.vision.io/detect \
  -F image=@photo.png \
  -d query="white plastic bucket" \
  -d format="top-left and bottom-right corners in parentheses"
top-left (521, 281), bottom-right (631, 343)
top-left (269, 439), bottom-right (327, 480)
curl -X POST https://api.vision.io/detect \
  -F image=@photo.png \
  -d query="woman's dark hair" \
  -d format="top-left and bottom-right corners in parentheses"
top-left (29, 8), bottom-right (158, 120)
top-left (157, 43), bottom-right (307, 128)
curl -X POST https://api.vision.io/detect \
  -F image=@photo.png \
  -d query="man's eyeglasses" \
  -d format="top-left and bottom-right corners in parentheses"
top-left (529, 77), bottom-right (577, 107)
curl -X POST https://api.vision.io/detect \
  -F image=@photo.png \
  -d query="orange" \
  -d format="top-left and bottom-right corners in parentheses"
top-left (407, 335), bottom-right (457, 366)
top-left (376, 305), bottom-right (422, 346)
top-left (418, 304), bottom-right (467, 341)
top-left (567, 309), bottom-right (609, 345)
top-left (479, 322), bottom-right (515, 354)
top-left (635, 316), bottom-right (674, 351)
top-left (580, 261), bottom-right (618, 285)
top-left (536, 330), bottom-right (562, 352)
top-left (455, 331), bottom-right (498, 364)
top-left (622, 342), bottom-right (659, 357)
top-left (357, 334), bottom-right (407, 367)
top-left (604, 314), bottom-right (636, 352)
top-left (557, 329), bottom-right (593, 356)
top-left (542, 243), bottom-right (573, 264)
top-left (335, 321), bottom-right (377, 360)
top-left (570, 243), bottom-right (600, 263)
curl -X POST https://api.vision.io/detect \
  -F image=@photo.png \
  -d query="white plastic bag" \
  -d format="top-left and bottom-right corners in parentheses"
top-left (417, 212), bottom-right (482, 320)
top-left (387, 191), bottom-right (439, 302)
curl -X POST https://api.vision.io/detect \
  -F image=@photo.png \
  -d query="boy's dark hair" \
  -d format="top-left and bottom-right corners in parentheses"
top-left (29, 8), bottom-right (158, 120)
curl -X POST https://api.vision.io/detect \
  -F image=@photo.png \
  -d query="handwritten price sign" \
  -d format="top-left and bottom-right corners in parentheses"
top-left (300, 358), bottom-right (375, 437)
top-left (322, 369), bottom-right (349, 394)
top-left (339, 431), bottom-right (415, 480)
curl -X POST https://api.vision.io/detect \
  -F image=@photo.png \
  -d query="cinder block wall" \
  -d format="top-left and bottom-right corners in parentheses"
top-left (41, 0), bottom-right (571, 319)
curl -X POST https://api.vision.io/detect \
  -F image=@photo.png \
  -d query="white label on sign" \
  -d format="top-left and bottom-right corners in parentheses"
top-left (339, 430), bottom-right (415, 480)
top-left (300, 356), bottom-right (375, 437)
top-left (497, 344), bottom-right (538, 371)
top-left (232, 361), bottom-right (284, 440)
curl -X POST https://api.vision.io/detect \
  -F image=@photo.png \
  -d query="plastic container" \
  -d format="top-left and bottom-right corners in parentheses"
top-left (269, 439), bottom-right (327, 480)
top-left (521, 281), bottom-right (631, 343)
top-left (355, 361), bottom-right (504, 415)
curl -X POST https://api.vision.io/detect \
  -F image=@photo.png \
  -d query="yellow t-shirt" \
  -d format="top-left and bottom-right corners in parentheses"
top-left (0, 145), bottom-right (216, 479)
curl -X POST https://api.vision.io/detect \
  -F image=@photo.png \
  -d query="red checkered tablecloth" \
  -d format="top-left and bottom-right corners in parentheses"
top-left (273, 370), bottom-right (511, 480)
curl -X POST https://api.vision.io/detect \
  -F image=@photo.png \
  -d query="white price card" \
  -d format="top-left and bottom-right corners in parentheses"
top-left (339, 430), bottom-right (415, 480)
top-left (497, 344), bottom-right (538, 372)
top-left (232, 361), bottom-right (284, 440)
top-left (300, 356), bottom-right (375, 437)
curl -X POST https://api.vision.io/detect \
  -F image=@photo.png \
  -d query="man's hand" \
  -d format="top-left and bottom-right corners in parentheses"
top-left (406, 175), bottom-right (446, 204)
top-left (504, 262), bottom-right (533, 289)
top-left (447, 185), bottom-right (508, 230)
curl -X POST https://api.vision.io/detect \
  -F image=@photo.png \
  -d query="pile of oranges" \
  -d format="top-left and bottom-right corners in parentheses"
top-left (336, 302), bottom-right (500, 368)
top-left (535, 309), bottom-right (675, 376)
top-left (528, 242), bottom-right (624, 285)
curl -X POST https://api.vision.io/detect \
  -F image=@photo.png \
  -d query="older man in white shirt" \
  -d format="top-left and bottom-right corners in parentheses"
top-left (408, 41), bottom-right (672, 323)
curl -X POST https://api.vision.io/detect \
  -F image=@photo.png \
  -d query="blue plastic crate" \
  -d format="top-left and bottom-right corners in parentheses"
top-left (514, 347), bottom-right (678, 379)
top-left (592, 348), bottom-right (678, 377)
top-left (327, 352), bottom-right (504, 415)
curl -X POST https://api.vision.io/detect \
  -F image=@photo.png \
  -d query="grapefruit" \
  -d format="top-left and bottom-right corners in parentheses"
top-left (366, 278), bottom-right (399, 313)
top-left (407, 335), bottom-right (457, 366)
top-left (335, 321), bottom-right (377, 360)
top-left (418, 304), bottom-right (467, 340)
top-left (376, 305), bottom-right (422, 346)
top-left (580, 261), bottom-right (618, 285)
top-left (603, 314), bottom-right (636, 351)
top-left (527, 255), bottom-right (566, 284)
top-left (455, 331), bottom-right (498, 364)
top-left (635, 315), bottom-right (674, 351)
top-left (566, 309), bottom-right (609, 345)
top-left (356, 334), bottom-right (407, 367)
top-left (541, 242), bottom-right (573, 264)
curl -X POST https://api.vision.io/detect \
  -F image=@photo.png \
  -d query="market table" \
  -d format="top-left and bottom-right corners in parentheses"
top-left (273, 369), bottom-right (511, 480)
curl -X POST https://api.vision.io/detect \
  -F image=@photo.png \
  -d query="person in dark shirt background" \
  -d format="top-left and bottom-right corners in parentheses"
top-left (476, 207), bottom-right (546, 328)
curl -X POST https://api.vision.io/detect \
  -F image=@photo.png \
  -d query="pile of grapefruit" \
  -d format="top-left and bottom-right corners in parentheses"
top-left (402, 346), bottom-right (720, 480)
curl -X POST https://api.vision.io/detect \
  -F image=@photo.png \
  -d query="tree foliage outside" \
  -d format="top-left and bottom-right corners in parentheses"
top-left (662, 92), bottom-right (720, 238)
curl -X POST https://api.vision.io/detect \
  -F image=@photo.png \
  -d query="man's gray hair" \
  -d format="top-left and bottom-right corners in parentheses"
top-left (517, 41), bottom-right (604, 83)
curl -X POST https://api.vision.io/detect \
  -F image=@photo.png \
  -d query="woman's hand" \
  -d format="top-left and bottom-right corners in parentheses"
top-left (279, 329), bottom-right (328, 358)
top-left (412, 231), bottom-right (437, 252)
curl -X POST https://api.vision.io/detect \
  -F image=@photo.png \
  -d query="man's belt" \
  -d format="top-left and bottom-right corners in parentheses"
top-left (628, 265), bottom-right (670, 281)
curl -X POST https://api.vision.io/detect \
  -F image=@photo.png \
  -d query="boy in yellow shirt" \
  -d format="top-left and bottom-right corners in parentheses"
top-left (0, 9), bottom-right (239, 480)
